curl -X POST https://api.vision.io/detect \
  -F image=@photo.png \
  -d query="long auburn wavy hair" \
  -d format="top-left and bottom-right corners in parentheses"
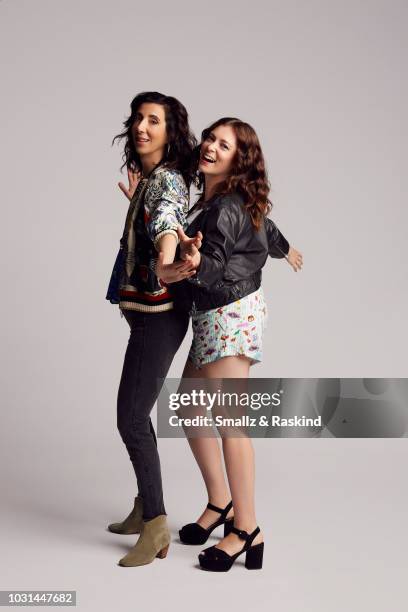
top-left (195, 117), bottom-right (272, 230)
top-left (112, 91), bottom-right (197, 186)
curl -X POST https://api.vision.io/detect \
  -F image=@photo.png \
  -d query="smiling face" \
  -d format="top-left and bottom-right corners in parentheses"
top-left (198, 125), bottom-right (237, 178)
top-left (131, 102), bottom-right (168, 161)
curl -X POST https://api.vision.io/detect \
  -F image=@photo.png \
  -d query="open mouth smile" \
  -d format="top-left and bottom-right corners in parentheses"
top-left (201, 154), bottom-right (216, 164)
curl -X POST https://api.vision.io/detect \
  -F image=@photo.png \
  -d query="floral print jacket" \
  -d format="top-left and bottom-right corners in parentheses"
top-left (106, 165), bottom-right (189, 308)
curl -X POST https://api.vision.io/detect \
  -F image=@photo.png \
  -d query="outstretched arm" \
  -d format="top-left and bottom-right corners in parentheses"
top-left (265, 217), bottom-right (303, 272)
top-left (265, 217), bottom-right (289, 258)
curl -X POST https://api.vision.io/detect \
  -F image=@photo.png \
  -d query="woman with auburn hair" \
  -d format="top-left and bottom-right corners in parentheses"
top-left (168, 117), bottom-right (303, 571)
top-left (105, 91), bottom-right (199, 567)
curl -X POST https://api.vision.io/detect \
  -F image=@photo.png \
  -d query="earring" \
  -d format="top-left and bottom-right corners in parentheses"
top-left (167, 143), bottom-right (171, 156)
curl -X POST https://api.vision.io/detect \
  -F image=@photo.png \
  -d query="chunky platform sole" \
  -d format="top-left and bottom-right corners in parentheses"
top-left (198, 525), bottom-right (264, 572)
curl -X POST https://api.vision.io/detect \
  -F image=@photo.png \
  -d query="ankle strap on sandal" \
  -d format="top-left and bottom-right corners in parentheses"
top-left (231, 525), bottom-right (260, 546)
top-left (206, 500), bottom-right (233, 519)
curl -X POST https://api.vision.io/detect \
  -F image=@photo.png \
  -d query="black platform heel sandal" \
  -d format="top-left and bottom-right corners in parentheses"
top-left (179, 501), bottom-right (234, 545)
top-left (198, 525), bottom-right (264, 572)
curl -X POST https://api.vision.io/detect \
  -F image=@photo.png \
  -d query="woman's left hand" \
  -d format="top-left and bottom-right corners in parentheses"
top-left (155, 252), bottom-right (198, 284)
top-left (287, 247), bottom-right (303, 272)
top-left (177, 226), bottom-right (203, 260)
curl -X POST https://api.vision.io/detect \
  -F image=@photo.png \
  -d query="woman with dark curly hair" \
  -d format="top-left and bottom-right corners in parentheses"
top-left (105, 91), bottom-right (199, 567)
top-left (169, 117), bottom-right (303, 571)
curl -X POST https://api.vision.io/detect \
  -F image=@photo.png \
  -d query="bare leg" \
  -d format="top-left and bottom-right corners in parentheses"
top-left (181, 359), bottom-right (233, 527)
top-left (196, 355), bottom-right (263, 554)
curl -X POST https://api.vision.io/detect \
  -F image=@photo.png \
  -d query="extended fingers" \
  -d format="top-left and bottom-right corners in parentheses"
top-left (180, 269), bottom-right (196, 278)
top-left (288, 249), bottom-right (303, 272)
top-left (128, 168), bottom-right (141, 183)
top-left (173, 259), bottom-right (193, 270)
top-left (118, 182), bottom-right (131, 200)
top-left (177, 226), bottom-right (203, 248)
top-left (164, 268), bottom-right (196, 283)
top-left (194, 230), bottom-right (203, 243)
top-left (184, 253), bottom-right (199, 267)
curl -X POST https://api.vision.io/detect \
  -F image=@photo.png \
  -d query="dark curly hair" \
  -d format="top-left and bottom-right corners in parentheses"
top-left (195, 117), bottom-right (272, 230)
top-left (112, 91), bottom-right (197, 186)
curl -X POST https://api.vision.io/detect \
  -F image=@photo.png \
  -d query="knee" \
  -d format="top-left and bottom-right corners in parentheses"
top-left (117, 410), bottom-right (149, 446)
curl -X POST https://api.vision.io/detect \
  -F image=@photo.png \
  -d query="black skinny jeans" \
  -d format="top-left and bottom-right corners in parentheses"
top-left (117, 308), bottom-right (189, 520)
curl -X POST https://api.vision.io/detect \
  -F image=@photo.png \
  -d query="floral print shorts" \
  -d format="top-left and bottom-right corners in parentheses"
top-left (188, 288), bottom-right (268, 369)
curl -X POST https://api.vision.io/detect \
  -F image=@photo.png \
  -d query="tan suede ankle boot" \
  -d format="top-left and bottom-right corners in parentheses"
top-left (118, 515), bottom-right (170, 567)
top-left (108, 496), bottom-right (143, 534)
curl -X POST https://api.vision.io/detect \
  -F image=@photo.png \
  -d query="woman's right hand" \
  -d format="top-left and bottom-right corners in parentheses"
top-left (118, 168), bottom-right (142, 201)
top-left (155, 252), bottom-right (197, 284)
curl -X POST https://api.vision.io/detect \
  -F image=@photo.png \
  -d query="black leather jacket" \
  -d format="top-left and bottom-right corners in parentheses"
top-left (172, 192), bottom-right (290, 312)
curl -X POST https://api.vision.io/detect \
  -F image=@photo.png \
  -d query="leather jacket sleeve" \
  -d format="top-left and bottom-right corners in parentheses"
top-left (188, 200), bottom-right (240, 290)
top-left (265, 217), bottom-right (290, 258)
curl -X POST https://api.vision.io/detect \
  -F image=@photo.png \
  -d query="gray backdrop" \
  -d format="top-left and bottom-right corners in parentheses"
top-left (1, 0), bottom-right (407, 610)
